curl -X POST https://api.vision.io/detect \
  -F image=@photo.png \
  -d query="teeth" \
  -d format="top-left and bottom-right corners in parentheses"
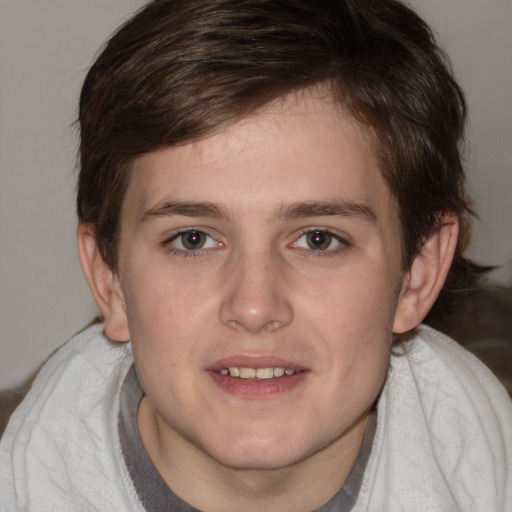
top-left (256, 367), bottom-right (273, 379)
top-left (219, 366), bottom-right (297, 379)
top-left (273, 367), bottom-right (285, 377)
top-left (239, 367), bottom-right (256, 379)
top-left (228, 367), bottom-right (240, 377)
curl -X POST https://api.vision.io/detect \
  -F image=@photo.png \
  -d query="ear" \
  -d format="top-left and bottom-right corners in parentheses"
top-left (393, 215), bottom-right (459, 334)
top-left (77, 224), bottom-right (130, 342)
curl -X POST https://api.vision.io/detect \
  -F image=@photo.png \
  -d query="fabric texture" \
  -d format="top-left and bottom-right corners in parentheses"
top-left (1, 323), bottom-right (511, 511)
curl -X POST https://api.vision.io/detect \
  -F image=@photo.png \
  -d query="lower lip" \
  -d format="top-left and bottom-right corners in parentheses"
top-left (208, 371), bottom-right (308, 399)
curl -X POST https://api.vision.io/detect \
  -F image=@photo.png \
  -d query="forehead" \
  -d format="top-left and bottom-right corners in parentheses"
top-left (123, 89), bottom-right (395, 226)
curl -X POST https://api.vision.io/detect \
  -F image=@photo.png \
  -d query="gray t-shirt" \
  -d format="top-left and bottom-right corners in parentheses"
top-left (118, 366), bottom-right (376, 512)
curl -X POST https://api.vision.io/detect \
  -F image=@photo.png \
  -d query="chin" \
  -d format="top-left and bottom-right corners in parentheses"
top-left (205, 427), bottom-right (318, 471)
top-left (215, 447), bottom-right (302, 471)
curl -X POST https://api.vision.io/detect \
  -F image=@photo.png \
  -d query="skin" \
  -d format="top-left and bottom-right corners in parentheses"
top-left (78, 88), bottom-right (458, 511)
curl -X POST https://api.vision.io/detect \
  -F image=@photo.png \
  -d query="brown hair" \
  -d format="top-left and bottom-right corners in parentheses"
top-left (77, 0), bottom-right (484, 320)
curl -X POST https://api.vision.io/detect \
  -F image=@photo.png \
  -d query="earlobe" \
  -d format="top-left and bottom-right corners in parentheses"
top-left (76, 224), bottom-right (130, 342)
top-left (393, 216), bottom-right (459, 334)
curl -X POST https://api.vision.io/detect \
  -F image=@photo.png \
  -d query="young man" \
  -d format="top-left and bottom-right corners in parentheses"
top-left (1, 0), bottom-right (511, 510)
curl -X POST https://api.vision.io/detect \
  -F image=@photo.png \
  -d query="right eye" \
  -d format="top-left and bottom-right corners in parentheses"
top-left (168, 230), bottom-right (218, 252)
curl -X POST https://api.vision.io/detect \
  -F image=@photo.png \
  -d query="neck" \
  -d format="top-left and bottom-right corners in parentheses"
top-left (138, 398), bottom-right (371, 512)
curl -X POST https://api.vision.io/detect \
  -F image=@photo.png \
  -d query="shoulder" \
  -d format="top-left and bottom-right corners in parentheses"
top-left (0, 324), bottom-right (140, 511)
top-left (390, 325), bottom-right (512, 461)
top-left (357, 326), bottom-right (512, 512)
top-left (4, 323), bottom-right (132, 435)
top-left (398, 325), bottom-right (511, 415)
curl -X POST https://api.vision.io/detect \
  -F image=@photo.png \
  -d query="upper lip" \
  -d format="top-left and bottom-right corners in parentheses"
top-left (208, 355), bottom-right (308, 372)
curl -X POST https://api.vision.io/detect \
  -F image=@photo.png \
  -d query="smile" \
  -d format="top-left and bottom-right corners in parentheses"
top-left (210, 362), bottom-right (307, 398)
top-left (219, 367), bottom-right (297, 379)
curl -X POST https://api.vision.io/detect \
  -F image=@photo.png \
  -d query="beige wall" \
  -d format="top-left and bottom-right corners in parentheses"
top-left (1, 0), bottom-right (511, 388)
top-left (410, 0), bottom-right (512, 272)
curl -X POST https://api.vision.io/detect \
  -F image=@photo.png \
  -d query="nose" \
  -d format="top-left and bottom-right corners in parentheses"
top-left (219, 250), bottom-right (293, 334)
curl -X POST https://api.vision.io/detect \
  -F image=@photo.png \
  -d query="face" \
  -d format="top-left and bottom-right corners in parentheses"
top-left (114, 90), bottom-right (406, 473)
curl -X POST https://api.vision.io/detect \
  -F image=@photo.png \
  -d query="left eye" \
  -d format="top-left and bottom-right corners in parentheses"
top-left (294, 230), bottom-right (342, 251)
top-left (170, 230), bottom-right (217, 251)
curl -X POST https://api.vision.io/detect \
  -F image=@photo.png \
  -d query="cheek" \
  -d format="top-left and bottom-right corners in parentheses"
top-left (121, 269), bottom-right (221, 383)
top-left (125, 282), bottom-right (199, 401)
top-left (122, 267), bottom-right (209, 332)
top-left (303, 269), bottom-right (397, 384)
top-left (305, 267), bottom-right (399, 331)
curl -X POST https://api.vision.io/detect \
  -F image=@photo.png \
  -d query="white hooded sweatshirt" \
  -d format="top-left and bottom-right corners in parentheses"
top-left (1, 324), bottom-right (511, 511)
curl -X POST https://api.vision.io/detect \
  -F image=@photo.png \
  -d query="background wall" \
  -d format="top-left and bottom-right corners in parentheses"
top-left (1, 0), bottom-right (511, 389)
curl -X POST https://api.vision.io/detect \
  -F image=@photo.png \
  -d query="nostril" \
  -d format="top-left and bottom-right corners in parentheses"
top-left (218, 264), bottom-right (293, 332)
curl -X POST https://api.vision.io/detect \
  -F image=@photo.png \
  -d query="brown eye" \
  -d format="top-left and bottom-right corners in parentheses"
top-left (179, 230), bottom-right (207, 250)
top-left (164, 229), bottom-right (221, 255)
top-left (167, 230), bottom-right (216, 251)
top-left (305, 230), bottom-right (333, 250)
top-left (293, 229), bottom-right (346, 253)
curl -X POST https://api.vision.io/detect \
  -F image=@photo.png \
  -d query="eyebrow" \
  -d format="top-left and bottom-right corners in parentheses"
top-left (276, 200), bottom-right (376, 222)
top-left (139, 201), bottom-right (231, 223)
top-left (139, 199), bottom-right (376, 224)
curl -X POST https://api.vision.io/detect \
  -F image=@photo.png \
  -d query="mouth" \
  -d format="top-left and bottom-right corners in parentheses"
top-left (208, 358), bottom-right (308, 398)
top-left (219, 366), bottom-right (299, 379)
